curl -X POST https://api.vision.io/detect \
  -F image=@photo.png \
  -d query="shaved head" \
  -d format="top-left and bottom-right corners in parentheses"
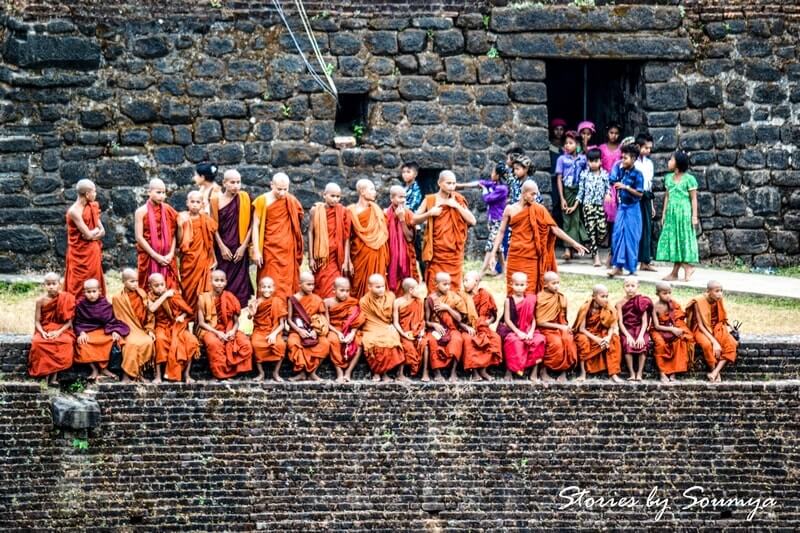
top-left (212, 269), bottom-right (227, 279)
top-left (592, 284), bottom-right (608, 296)
top-left (148, 272), bottom-right (165, 285)
top-left (368, 273), bottom-right (385, 285)
top-left (707, 280), bottom-right (722, 290)
top-left (83, 278), bottom-right (100, 290)
top-left (149, 178), bottom-right (165, 191)
top-left (259, 276), bottom-right (274, 285)
top-left (522, 179), bottom-right (539, 193)
top-left (300, 271), bottom-right (314, 283)
top-left (435, 272), bottom-right (451, 284)
top-left (401, 277), bottom-right (418, 292)
top-left (187, 190), bottom-right (203, 201)
top-left (223, 169), bottom-right (241, 181)
top-left (122, 268), bottom-right (137, 280)
top-left (356, 178), bottom-right (373, 193)
top-left (43, 272), bottom-right (60, 282)
top-left (543, 271), bottom-right (559, 283)
top-left (624, 276), bottom-right (639, 286)
top-left (655, 281), bottom-right (672, 292)
top-left (334, 277), bottom-right (350, 289)
top-left (511, 272), bottom-right (528, 284)
top-left (272, 172), bottom-right (290, 187)
top-left (464, 271), bottom-right (481, 284)
top-left (324, 182), bottom-right (341, 194)
top-left (438, 170), bottom-right (455, 183)
top-left (76, 178), bottom-right (96, 195)
top-left (389, 185), bottom-right (405, 197)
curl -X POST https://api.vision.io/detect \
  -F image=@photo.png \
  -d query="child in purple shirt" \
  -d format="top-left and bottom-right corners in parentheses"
top-left (457, 163), bottom-right (509, 276)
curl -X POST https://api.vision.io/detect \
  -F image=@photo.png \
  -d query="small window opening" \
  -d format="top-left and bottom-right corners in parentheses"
top-left (335, 93), bottom-right (368, 139)
top-left (416, 168), bottom-right (444, 197)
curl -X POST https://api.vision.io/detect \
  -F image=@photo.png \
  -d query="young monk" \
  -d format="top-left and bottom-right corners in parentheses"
top-left (177, 190), bottom-right (218, 311)
top-left (325, 277), bottom-right (364, 383)
top-left (287, 271), bottom-right (331, 381)
top-left (73, 278), bottom-right (129, 381)
top-left (574, 284), bottom-right (623, 383)
top-left (535, 271), bottom-right (577, 382)
top-left (359, 274), bottom-right (405, 381)
top-left (686, 280), bottom-right (738, 382)
top-left (28, 273), bottom-right (76, 385)
top-left (393, 277), bottom-right (425, 381)
top-left (309, 183), bottom-right (352, 298)
top-left (617, 276), bottom-right (653, 381)
top-left (135, 178), bottom-right (179, 290)
top-left (424, 272), bottom-right (468, 382)
top-left (385, 185), bottom-right (418, 293)
top-left (197, 270), bottom-right (253, 380)
top-left (247, 277), bottom-right (287, 382)
top-left (650, 281), bottom-right (693, 383)
top-left (347, 179), bottom-right (389, 298)
top-left (461, 271), bottom-right (502, 381)
top-left (111, 269), bottom-right (155, 383)
top-left (496, 272), bottom-right (545, 381)
top-left (64, 179), bottom-right (106, 297)
top-left (148, 273), bottom-right (199, 383)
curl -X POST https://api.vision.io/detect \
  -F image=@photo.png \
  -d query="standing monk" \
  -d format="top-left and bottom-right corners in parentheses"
top-left (252, 173), bottom-right (304, 299)
top-left (414, 171), bottom-right (476, 293)
top-left (347, 179), bottom-right (389, 298)
top-left (135, 178), bottom-right (178, 290)
top-left (686, 280), bottom-right (738, 382)
top-left (64, 179), bottom-right (106, 298)
top-left (536, 271), bottom-right (577, 382)
top-left (385, 185), bottom-right (418, 293)
top-left (178, 191), bottom-right (218, 311)
top-left (309, 183), bottom-right (352, 298)
top-left (28, 273), bottom-right (76, 385)
top-left (491, 180), bottom-right (588, 295)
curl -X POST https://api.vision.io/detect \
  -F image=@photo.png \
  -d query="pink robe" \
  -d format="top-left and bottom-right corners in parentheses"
top-left (497, 294), bottom-right (545, 374)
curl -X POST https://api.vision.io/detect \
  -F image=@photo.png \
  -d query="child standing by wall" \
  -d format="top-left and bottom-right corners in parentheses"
top-left (635, 133), bottom-right (657, 272)
top-left (656, 151), bottom-right (699, 281)
top-left (599, 122), bottom-right (622, 173)
top-left (577, 148), bottom-right (610, 267)
top-left (608, 143), bottom-right (644, 277)
top-left (556, 131), bottom-right (588, 260)
top-left (577, 120), bottom-right (596, 154)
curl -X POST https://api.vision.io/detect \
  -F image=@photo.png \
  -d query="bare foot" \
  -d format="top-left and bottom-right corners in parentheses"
top-left (343, 371), bottom-right (352, 383)
top-left (335, 375), bottom-right (345, 383)
top-left (529, 371), bottom-right (539, 383)
top-left (504, 370), bottom-right (513, 381)
top-left (381, 374), bottom-right (394, 382)
top-left (640, 263), bottom-right (658, 272)
top-left (540, 368), bottom-right (553, 382)
top-left (660, 373), bottom-right (670, 384)
top-left (575, 374), bottom-right (586, 382)
top-left (662, 274), bottom-right (678, 281)
top-left (433, 372), bottom-right (445, 382)
top-left (593, 260), bottom-right (602, 267)
top-left (706, 372), bottom-right (716, 382)
top-left (372, 373), bottom-right (381, 382)
top-left (120, 375), bottom-right (131, 384)
top-left (607, 268), bottom-right (623, 278)
top-left (273, 374), bottom-right (284, 382)
top-left (635, 372), bottom-right (644, 381)
top-left (253, 375), bottom-right (265, 382)
top-left (563, 250), bottom-right (572, 261)
top-left (101, 369), bottom-right (118, 380)
top-left (556, 372), bottom-right (566, 383)
top-left (50, 377), bottom-right (60, 386)
top-left (627, 375), bottom-right (636, 381)
top-left (185, 376), bottom-right (195, 384)
top-left (289, 373), bottom-right (306, 382)
top-left (421, 372), bottom-right (431, 383)
top-left (471, 371), bottom-right (483, 382)
top-left (396, 373), bottom-right (409, 382)
top-left (669, 375), bottom-right (676, 382)
top-left (610, 375), bottom-right (624, 383)
top-left (308, 372), bottom-right (323, 382)
top-left (152, 376), bottom-right (162, 384)
top-left (479, 369), bottom-right (493, 381)
top-left (683, 266), bottom-right (695, 282)
top-left (448, 373), bottom-right (459, 383)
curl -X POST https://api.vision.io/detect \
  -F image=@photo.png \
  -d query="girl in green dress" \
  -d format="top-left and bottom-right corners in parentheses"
top-left (656, 151), bottom-right (699, 281)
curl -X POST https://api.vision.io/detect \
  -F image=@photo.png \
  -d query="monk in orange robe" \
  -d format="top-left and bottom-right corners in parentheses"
top-left (686, 280), bottom-right (738, 382)
top-left (111, 269), bottom-right (155, 383)
top-left (574, 284), bottom-right (623, 383)
top-left (491, 180), bottom-right (588, 295)
top-left (325, 277), bottom-right (365, 382)
top-left (210, 169), bottom-right (253, 306)
top-left (64, 179), bottom-right (106, 298)
top-left (393, 277), bottom-right (425, 381)
top-left (359, 274), bottom-right (405, 381)
top-left (650, 281), bottom-right (692, 383)
top-left (135, 178), bottom-right (179, 290)
top-left (252, 172), bottom-right (304, 299)
top-left (287, 272), bottom-right (331, 381)
top-left (347, 179), bottom-right (389, 298)
top-left (28, 273), bottom-right (76, 385)
top-left (247, 276), bottom-right (288, 381)
top-left (424, 272), bottom-right (468, 382)
top-left (197, 270), bottom-right (253, 380)
top-left (414, 171), bottom-right (476, 293)
top-left (461, 271), bottom-right (502, 381)
top-left (148, 273), bottom-right (200, 383)
top-left (535, 271), bottom-right (577, 382)
top-left (309, 183), bottom-right (352, 299)
top-left (178, 191), bottom-right (218, 312)
top-left (385, 185), bottom-right (418, 293)
top-left (73, 279), bottom-right (129, 381)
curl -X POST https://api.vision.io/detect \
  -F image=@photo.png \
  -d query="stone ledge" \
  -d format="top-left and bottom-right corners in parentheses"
top-left (491, 5), bottom-right (684, 33)
top-left (495, 33), bottom-right (694, 60)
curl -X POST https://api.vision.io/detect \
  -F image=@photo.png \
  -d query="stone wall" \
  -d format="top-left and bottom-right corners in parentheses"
top-left (1, 1), bottom-right (799, 273)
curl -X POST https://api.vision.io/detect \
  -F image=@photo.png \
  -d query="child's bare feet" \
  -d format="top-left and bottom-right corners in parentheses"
top-left (471, 370), bottom-right (483, 381)
top-left (433, 370), bottom-right (445, 382)
top-left (421, 371), bottom-right (431, 383)
top-left (640, 263), bottom-right (657, 272)
top-left (539, 367), bottom-right (553, 382)
top-left (381, 373), bottom-right (393, 382)
top-left (575, 373), bottom-right (586, 382)
top-left (556, 372), bottom-right (567, 383)
top-left (683, 266), bottom-right (695, 281)
top-left (308, 372), bottom-right (323, 382)
top-left (184, 375), bottom-right (195, 384)
top-left (289, 372), bottom-right (306, 382)
top-left (610, 374), bottom-right (624, 383)
top-left (479, 368), bottom-right (492, 381)
top-left (607, 267), bottom-right (623, 278)
top-left (371, 373), bottom-right (381, 382)
top-left (273, 372), bottom-right (284, 382)
top-left (660, 373), bottom-right (670, 384)
top-left (100, 368), bottom-right (118, 380)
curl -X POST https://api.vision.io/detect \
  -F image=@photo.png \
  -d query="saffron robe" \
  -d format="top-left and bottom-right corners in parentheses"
top-left (397, 297), bottom-right (424, 375)
top-left (620, 295), bottom-right (653, 355)
top-left (287, 293), bottom-right (331, 373)
top-left (326, 296), bottom-right (365, 369)
top-left (178, 212), bottom-right (218, 311)
top-left (211, 192), bottom-right (253, 307)
top-left (73, 297), bottom-right (130, 368)
top-left (198, 291), bottom-right (253, 379)
top-left (253, 194), bottom-right (304, 299)
top-left (151, 292), bottom-right (200, 381)
top-left (28, 292), bottom-right (76, 377)
top-left (573, 300), bottom-right (622, 376)
top-left (347, 202), bottom-right (389, 299)
top-left (425, 291), bottom-right (467, 371)
top-left (251, 296), bottom-right (288, 363)
top-left (385, 205), bottom-right (418, 293)
top-left (505, 203), bottom-right (557, 295)
top-left (359, 291), bottom-right (404, 375)
top-left (138, 200), bottom-right (179, 290)
top-left (651, 299), bottom-right (692, 375)
top-left (111, 288), bottom-right (155, 379)
top-left (535, 290), bottom-right (577, 372)
top-left (311, 203), bottom-right (352, 298)
top-left (686, 296), bottom-right (738, 368)
top-left (422, 193), bottom-right (469, 293)
top-left (462, 288), bottom-right (502, 370)
top-left (64, 201), bottom-right (106, 298)
top-left (497, 294), bottom-right (545, 374)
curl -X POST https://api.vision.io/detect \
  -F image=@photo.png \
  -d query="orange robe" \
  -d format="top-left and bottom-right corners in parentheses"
top-left (359, 291), bottom-right (404, 375)
top-left (347, 202), bottom-right (389, 299)
top-left (385, 205), bottom-right (418, 293)
top-left (151, 292), bottom-right (200, 381)
top-left (253, 194), bottom-right (304, 299)
top-left (425, 291), bottom-right (467, 371)
top-left (651, 300), bottom-right (692, 375)
top-left (198, 291), bottom-right (253, 379)
top-left (287, 293), bottom-right (331, 373)
top-left (535, 290), bottom-right (577, 372)
top-left (311, 203), bottom-right (352, 298)
top-left (64, 202), bottom-right (106, 298)
top-left (422, 193), bottom-right (469, 293)
top-left (73, 298), bottom-right (130, 369)
top-left (462, 288), bottom-right (503, 370)
top-left (251, 296), bottom-right (288, 363)
top-left (28, 292), bottom-right (76, 377)
top-left (573, 300), bottom-right (622, 376)
top-left (326, 296), bottom-right (365, 369)
top-left (178, 212), bottom-right (218, 311)
top-left (397, 297), bottom-right (424, 375)
top-left (686, 296), bottom-right (738, 368)
top-left (111, 288), bottom-right (155, 379)
top-left (505, 203), bottom-right (557, 295)
top-left (138, 201), bottom-right (179, 290)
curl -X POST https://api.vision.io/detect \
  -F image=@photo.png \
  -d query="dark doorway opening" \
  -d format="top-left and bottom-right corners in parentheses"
top-left (417, 168), bottom-right (444, 197)
top-left (335, 93), bottom-right (368, 137)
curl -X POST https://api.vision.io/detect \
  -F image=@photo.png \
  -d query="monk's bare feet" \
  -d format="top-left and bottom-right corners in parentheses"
top-left (706, 372), bottom-right (716, 382)
top-left (640, 263), bottom-right (657, 272)
top-left (396, 373), bottom-right (409, 382)
top-left (381, 373), bottom-right (393, 382)
top-left (335, 370), bottom-right (345, 383)
top-left (433, 371), bottom-right (445, 382)
top-left (50, 376), bottom-right (60, 386)
top-left (662, 274), bottom-right (678, 281)
top-left (421, 371), bottom-right (431, 383)
top-left (120, 375), bottom-right (132, 384)
top-left (289, 372), bottom-right (306, 382)
top-left (610, 374), bottom-right (624, 383)
top-left (504, 370), bottom-right (513, 381)
top-left (607, 267), bottom-right (623, 278)
top-left (660, 373), bottom-right (670, 384)
top-left (575, 373), bottom-right (586, 382)
top-left (539, 368), bottom-right (553, 382)
top-left (627, 375), bottom-right (636, 381)
top-left (471, 370), bottom-right (483, 382)
top-left (343, 371), bottom-right (352, 383)
top-left (273, 373), bottom-right (284, 382)
top-left (635, 372), bottom-right (644, 381)
top-left (556, 372), bottom-right (567, 383)
top-left (529, 370), bottom-right (539, 383)
top-left (185, 376), bottom-right (195, 384)
top-left (371, 373), bottom-right (381, 382)
top-left (479, 368), bottom-right (493, 381)
top-left (101, 368), bottom-right (118, 381)
top-left (593, 258), bottom-right (602, 267)
top-left (448, 372), bottom-right (459, 383)
top-left (152, 375), bottom-right (162, 384)
top-left (669, 374), bottom-right (676, 382)
top-left (308, 372), bottom-right (323, 382)
top-left (683, 266), bottom-right (695, 282)
top-left (253, 374), bottom-right (265, 382)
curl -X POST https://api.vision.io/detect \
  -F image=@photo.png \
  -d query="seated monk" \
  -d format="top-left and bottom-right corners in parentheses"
top-left (650, 281), bottom-right (693, 383)
top-left (111, 269), bottom-right (155, 383)
top-left (686, 280), bottom-right (738, 382)
top-left (574, 284), bottom-right (623, 383)
top-left (247, 277), bottom-right (288, 382)
top-left (496, 272), bottom-right (545, 381)
top-left (616, 276), bottom-right (653, 381)
top-left (148, 273), bottom-right (200, 383)
top-left (177, 191), bottom-right (218, 312)
top-left (393, 277), bottom-right (425, 381)
top-left (424, 272), bottom-right (468, 382)
top-left (309, 183), bottom-right (352, 299)
top-left (28, 272), bottom-right (76, 386)
top-left (287, 272), bottom-right (331, 381)
top-left (535, 271), bottom-right (577, 382)
top-left (386, 185), bottom-right (419, 293)
top-left (359, 274), bottom-right (405, 381)
top-left (197, 270), bottom-right (253, 380)
top-left (74, 279), bottom-right (130, 382)
top-left (462, 271), bottom-right (502, 381)
top-left (325, 277), bottom-right (364, 383)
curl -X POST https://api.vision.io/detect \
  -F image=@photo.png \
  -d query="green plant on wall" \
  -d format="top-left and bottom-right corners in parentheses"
top-left (209, 0), bottom-right (222, 8)
top-left (281, 104), bottom-right (291, 118)
top-left (482, 14), bottom-right (490, 30)
top-left (352, 123), bottom-right (365, 142)
top-left (72, 438), bottom-right (89, 452)
top-left (487, 47), bottom-right (499, 58)
top-left (68, 379), bottom-right (86, 394)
